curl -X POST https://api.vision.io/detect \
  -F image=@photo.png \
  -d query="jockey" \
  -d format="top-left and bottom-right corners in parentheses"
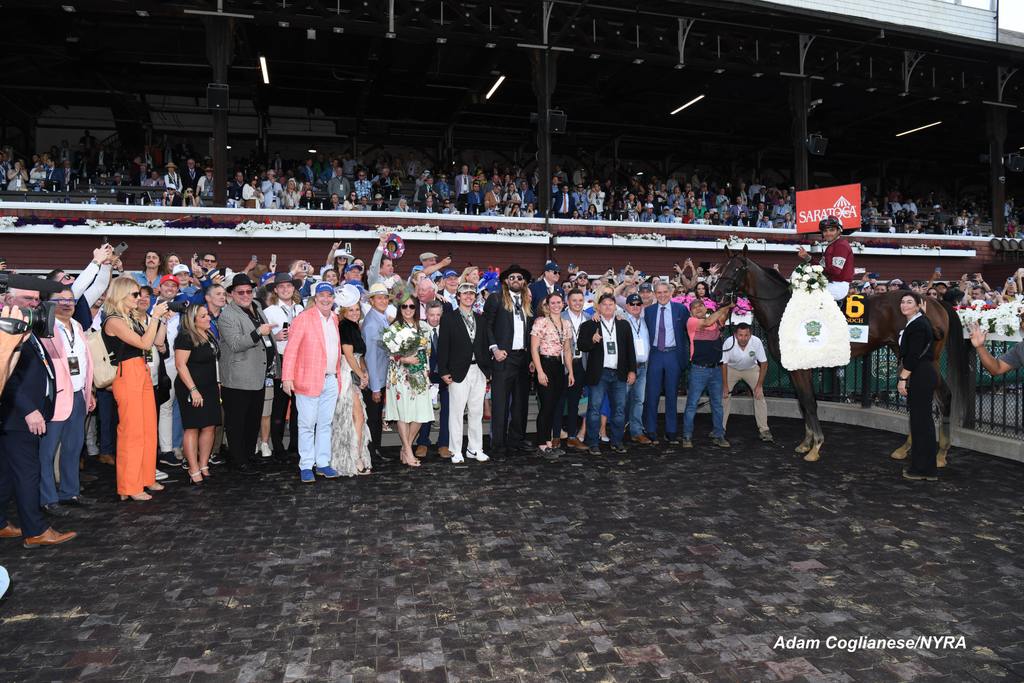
top-left (797, 216), bottom-right (854, 301)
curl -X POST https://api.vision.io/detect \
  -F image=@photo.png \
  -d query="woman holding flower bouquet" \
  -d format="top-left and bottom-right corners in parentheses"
top-left (383, 290), bottom-right (434, 467)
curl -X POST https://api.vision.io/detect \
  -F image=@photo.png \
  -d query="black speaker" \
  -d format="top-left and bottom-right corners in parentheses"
top-left (549, 109), bottom-right (567, 134)
top-left (1007, 153), bottom-right (1024, 172)
top-left (806, 134), bottom-right (828, 156)
top-left (207, 83), bottom-right (229, 110)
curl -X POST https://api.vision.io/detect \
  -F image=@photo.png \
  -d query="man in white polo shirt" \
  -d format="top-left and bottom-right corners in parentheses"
top-left (720, 323), bottom-right (773, 442)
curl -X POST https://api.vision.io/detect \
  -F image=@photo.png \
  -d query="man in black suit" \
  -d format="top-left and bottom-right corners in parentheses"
top-left (439, 282), bottom-right (493, 464)
top-left (0, 288), bottom-right (77, 548)
top-left (577, 293), bottom-right (637, 456)
top-left (415, 301), bottom-right (450, 459)
top-left (483, 264), bottom-right (535, 456)
top-left (182, 157), bottom-right (202, 194)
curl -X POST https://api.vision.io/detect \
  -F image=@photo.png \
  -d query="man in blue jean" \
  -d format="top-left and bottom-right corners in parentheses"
top-left (622, 294), bottom-right (651, 444)
top-left (682, 299), bottom-right (734, 449)
top-left (577, 294), bottom-right (637, 456)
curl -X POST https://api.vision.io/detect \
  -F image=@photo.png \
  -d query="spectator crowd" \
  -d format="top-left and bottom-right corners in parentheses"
top-left (1, 135), bottom-right (1018, 237)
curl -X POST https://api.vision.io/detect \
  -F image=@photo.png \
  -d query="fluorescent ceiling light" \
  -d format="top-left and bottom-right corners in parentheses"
top-left (308, 149), bottom-right (317, 153)
top-left (632, 58), bottom-right (645, 64)
top-left (259, 56), bottom-right (270, 85)
top-left (62, 5), bottom-right (75, 12)
top-left (136, 10), bottom-right (149, 17)
top-left (485, 75), bottom-right (506, 100)
top-left (895, 121), bottom-right (941, 137)
top-left (670, 94), bottom-right (705, 115)
top-left (485, 42), bottom-right (496, 49)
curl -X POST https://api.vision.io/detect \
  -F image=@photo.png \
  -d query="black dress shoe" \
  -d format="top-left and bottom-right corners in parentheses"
top-left (516, 443), bottom-right (537, 454)
top-left (610, 444), bottom-right (628, 454)
top-left (233, 464), bottom-right (261, 477)
top-left (42, 503), bottom-right (70, 517)
top-left (60, 496), bottom-right (91, 507)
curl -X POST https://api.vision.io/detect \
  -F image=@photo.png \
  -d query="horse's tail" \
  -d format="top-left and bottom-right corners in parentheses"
top-left (939, 299), bottom-right (964, 377)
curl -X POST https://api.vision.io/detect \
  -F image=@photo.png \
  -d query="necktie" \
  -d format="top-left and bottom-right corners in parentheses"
top-left (657, 306), bottom-right (667, 351)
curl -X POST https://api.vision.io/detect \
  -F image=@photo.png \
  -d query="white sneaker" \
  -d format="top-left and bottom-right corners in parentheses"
top-left (451, 453), bottom-right (465, 464)
top-left (154, 469), bottom-right (169, 481)
top-left (259, 442), bottom-right (272, 458)
top-left (466, 451), bottom-right (490, 462)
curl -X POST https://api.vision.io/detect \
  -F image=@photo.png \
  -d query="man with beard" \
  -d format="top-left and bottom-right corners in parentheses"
top-left (483, 265), bottom-right (535, 456)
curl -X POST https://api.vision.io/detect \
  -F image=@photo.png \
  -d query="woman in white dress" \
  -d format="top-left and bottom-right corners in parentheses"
top-left (330, 285), bottom-right (372, 475)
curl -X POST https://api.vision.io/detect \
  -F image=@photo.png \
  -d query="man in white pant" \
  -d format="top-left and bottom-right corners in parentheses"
top-left (281, 283), bottom-right (343, 483)
top-left (438, 283), bottom-right (492, 464)
top-left (720, 323), bottom-right (773, 442)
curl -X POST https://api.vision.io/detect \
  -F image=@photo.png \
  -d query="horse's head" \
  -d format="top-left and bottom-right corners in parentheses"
top-left (712, 245), bottom-right (750, 304)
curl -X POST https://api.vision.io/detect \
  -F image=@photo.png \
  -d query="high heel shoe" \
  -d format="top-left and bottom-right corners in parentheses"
top-left (188, 470), bottom-right (203, 485)
top-left (199, 465), bottom-right (210, 478)
top-left (147, 482), bottom-right (165, 492)
top-left (119, 492), bottom-right (153, 502)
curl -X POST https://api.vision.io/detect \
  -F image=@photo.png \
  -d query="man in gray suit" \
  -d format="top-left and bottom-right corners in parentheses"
top-left (219, 274), bottom-right (277, 476)
top-left (362, 282), bottom-right (391, 459)
top-left (327, 166), bottom-right (351, 203)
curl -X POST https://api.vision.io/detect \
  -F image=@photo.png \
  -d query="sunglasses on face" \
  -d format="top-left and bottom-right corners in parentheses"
top-left (234, 289), bottom-right (253, 295)
top-left (130, 292), bottom-right (141, 298)
top-left (52, 298), bottom-right (75, 305)
top-left (506, 275), bottom-right (524, 282)
top-left (400, 303), bottom-right (417, 310)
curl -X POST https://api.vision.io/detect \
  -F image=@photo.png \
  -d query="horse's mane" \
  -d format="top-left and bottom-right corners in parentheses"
top-left (746, 258), bottom-right (790, 290)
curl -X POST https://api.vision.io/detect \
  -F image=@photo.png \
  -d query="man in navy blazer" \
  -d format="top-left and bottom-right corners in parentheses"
top-left (551, 183), bottom-right (574, 218)
top-left (528, 261), bottom-right (563, 315)
top-left (643, 281), bottom-right (690, 444)
top-left (0, 288), bottom-right (77, 548)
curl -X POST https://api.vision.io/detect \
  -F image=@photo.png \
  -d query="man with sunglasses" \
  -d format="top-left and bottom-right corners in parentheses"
top-left (483, 265), bottom-right (535, 456)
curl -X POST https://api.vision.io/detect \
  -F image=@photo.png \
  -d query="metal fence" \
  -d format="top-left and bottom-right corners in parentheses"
top-left (745, 321), bottom-right (1021, 439)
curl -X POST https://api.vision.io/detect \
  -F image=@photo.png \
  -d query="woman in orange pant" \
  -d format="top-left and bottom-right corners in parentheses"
top-left (101, 277), bottom-right (170, 501)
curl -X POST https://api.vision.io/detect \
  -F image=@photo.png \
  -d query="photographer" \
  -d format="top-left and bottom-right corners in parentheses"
top-left (0, 289), bottom-right (77, 547)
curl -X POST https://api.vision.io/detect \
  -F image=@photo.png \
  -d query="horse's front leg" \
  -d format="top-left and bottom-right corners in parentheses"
top-left (890, 434), bottom-right (911, 461)
top-left (790, 370), bottom-right (826, 461)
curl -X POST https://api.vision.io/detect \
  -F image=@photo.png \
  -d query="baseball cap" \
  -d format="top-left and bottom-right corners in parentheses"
top-left (314, 282), bottom-right (335, 296)
top-left (625, 294), bottom-right (643, 305)
top-left (411, 265), bottom-right (425, 273)
top-left (344, 263), bottom-right (363, 273)
top-left (544, 261), bottom-right (560, 273)
top-left (158, 275), bottom-right (180, 287)
top-left (639, 283), bottom-right (654, 292)
top-left (171, 264), bottom-right (190, 276)
top-left (443, 269), bottom-right (459, 278)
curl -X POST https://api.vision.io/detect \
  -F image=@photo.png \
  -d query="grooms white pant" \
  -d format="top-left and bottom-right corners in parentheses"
top-left (448, 364), bottom-right (487, 457)
top-left (296, 374), bottom-right (339, 470)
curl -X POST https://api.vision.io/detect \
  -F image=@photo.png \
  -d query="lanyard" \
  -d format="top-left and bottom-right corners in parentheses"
top-left (568, 312), bottom-right (583, 342)
top-left (600, 318), bottom-right (616, 339)
top-left (629, 316), bottom-right (643, 337)
top-left (60, 321), bottom-right (76, 349)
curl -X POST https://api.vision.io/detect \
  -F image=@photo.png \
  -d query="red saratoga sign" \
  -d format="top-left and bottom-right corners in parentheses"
top-left (795, 183), bottom-right (861, 233)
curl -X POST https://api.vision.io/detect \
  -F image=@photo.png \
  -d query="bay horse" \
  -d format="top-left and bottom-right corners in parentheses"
top-left (712, 247), bottom-right (962, 464)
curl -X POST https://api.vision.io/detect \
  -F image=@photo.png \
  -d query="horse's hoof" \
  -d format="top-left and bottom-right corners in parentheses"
top-left (803, 451), bottom-right (821, 462)
top-left (795, 444), bottom-right (810, 454)
top-left (890, 450), bottom-right (908, 460)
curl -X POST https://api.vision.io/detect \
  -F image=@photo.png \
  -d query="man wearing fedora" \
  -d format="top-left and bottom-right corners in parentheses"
top-left (483, 264), bottom-right (536, 456)
top-left (219, 274), bottom-right (276, 476)
top-left (362, 282), bottom-right (392, 460)
top-left (264, 273), bottom-right (304, 463)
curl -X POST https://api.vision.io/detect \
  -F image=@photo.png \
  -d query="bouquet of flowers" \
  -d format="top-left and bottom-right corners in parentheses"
top-left (957, 300), bottom-right (1023, 338)
top-left (677, 293), bottom-right (717, 311)
top-left (732, 297), bottom-right (753, 315)
top-left (381, 323), bottom-right (429, 392)
top-left (789, 263), bottom-right (827, 294)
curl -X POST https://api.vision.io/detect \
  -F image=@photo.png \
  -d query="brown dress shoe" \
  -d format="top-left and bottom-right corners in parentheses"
top-left (438, 447), bottom-right (452, 459)
top-left (632, 434), bottom-right (653, 445)
top-left (565, 438), bottom-right (587, 451)
top-left (414, 445), bottom-right (428, 459)
top-left (551, 438), bottom-right (561, 448)
top-left (0, 523), bottom-right (22, 538)
top-left (23, 527), bottom-right (77, 549)
top-left (97, 454), bottom-right (116, 466)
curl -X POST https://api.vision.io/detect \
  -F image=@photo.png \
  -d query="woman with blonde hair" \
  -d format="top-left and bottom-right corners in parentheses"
top-left (174, 304), bottom-right (221, 484)
top-left (281, 178), bottom-right (301, 209)
top-left (102, 276), bottom-right (169, 501)
top-left (330, 287), bottom-right (373, 475)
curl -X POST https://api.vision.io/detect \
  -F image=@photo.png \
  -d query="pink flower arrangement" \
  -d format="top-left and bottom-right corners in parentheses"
top-left (676, 294), bottom-right (718, 311)
top-left (733, 296), bottom-right (753, 315)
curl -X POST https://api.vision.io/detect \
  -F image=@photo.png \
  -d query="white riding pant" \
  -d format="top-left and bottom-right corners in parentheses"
top-left (827, 281), bottom-right (850, 301)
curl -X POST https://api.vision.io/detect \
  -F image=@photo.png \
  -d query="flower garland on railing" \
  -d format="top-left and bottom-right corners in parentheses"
top-left (234, 220), bottom-right (310, 234)
top-left (612, 232), bottom-right (666, 244)
top-left (84, 218), bottom-right (167, 230)
top-left (956, 301), bottom-right (1023, 338)
top-left (715, 236), bottom-right (768, 247)
top-left (790, 263), bottom-right (827, 294)
top-left (376, 223), bottom-right (440, 235)
top-left (0, 216), bottom-right (17, 228)
top-left (496, 227), bottom-right (549, 239)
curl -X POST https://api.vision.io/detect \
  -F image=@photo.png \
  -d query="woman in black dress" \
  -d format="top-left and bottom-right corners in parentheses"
top-left (174, 304), bottom-right (221, 484)
top-left (897, 292), bottom-right (938, 481)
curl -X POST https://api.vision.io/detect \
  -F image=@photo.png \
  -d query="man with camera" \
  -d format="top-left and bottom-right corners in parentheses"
top-left (0, 288), bottom-right (77, 548)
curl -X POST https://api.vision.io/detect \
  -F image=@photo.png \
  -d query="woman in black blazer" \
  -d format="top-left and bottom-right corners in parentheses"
top-left (896, 292), bottom-right (938, 481)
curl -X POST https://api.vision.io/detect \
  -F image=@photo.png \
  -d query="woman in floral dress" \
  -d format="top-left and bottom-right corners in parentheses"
top-left (329, 285), bottom-right (372, 476)
top-left (383, 290), bottom-right (433, 467)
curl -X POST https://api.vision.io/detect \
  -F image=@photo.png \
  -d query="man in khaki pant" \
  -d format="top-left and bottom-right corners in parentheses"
top-left (720, 323), bottom-right (773, 442)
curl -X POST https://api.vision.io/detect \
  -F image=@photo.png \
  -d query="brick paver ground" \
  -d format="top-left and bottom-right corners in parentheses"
top-left (1, 413), bottom-right (1022, 682)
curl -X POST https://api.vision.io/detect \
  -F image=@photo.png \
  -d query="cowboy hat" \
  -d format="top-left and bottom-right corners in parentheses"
top-left (501, 264), bottom-right (532, 283)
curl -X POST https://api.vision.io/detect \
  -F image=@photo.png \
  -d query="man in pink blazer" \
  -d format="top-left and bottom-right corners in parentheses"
top-left (282, 283), bottom-right (343, 483)
top-left (39, 289), bottom-right (96, 513)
